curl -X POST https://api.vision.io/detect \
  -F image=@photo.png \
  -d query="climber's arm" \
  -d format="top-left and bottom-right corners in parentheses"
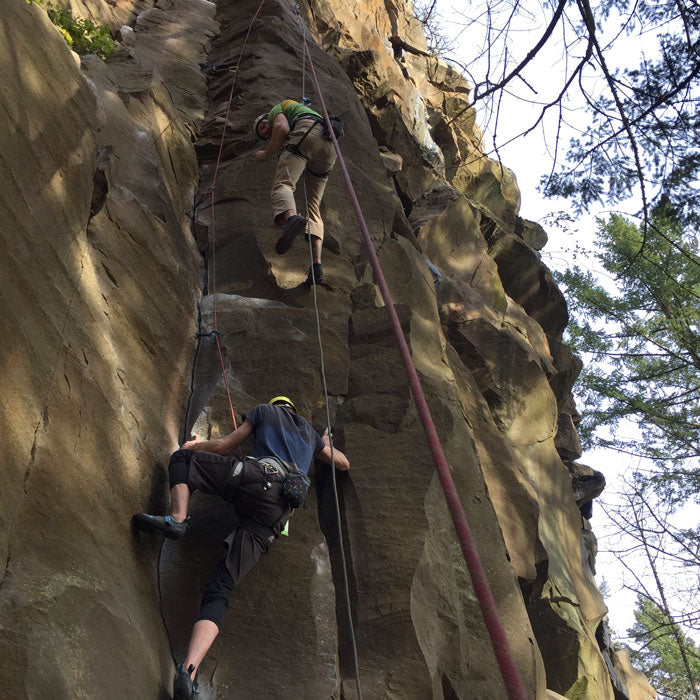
top-left (315, 433), bottom-right (350, 471)
top-left (182, 419), bottom-right (253, 455)
top-left (255, 113), bottom-right (290, 161)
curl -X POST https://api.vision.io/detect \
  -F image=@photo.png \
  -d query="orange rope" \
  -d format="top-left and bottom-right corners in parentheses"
top-left (206, 0), bottom-right (268, 430)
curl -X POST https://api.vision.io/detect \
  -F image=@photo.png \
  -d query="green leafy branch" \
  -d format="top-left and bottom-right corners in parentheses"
top-left (27, 0), bottom-right (115, 60)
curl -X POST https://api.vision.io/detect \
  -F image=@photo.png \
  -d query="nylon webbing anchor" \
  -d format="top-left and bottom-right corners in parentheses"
top-left (205, 63), bottom-right (239, 74)
top-left (196, 330), bottom-right (220, 345)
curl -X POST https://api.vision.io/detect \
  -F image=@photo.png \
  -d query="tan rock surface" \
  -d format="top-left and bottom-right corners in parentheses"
top-left (488, 230), bottom-right (569, 338)
top-left (612, 648), bottom-right (657, 700)
top-left (58, 0), bottom-right (153, 28)
top-left (1, 0), bottom-right (211, 696)
top-left (2, 0), bottom-right (642, 697)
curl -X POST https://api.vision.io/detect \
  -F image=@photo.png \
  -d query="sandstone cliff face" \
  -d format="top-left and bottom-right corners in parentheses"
top-left (1, 0), bottom-right (653, 698)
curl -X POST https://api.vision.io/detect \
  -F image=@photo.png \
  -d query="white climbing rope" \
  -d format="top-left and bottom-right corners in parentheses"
top-left (296, 5), bottom-right (364, 698)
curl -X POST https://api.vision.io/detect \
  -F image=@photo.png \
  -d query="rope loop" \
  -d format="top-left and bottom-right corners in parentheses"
top-left (196, 330), bottom-right (220, 345)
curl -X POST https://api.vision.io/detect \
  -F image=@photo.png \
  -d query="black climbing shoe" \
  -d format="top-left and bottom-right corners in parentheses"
top-left (275, 214), bottom-right (307, 255)
top-left (132, 513), bottom-right (190, 539)
top-left (304, 262), bottom-right (324, 285)
top-left (173, 663), bottom-right (197, 699)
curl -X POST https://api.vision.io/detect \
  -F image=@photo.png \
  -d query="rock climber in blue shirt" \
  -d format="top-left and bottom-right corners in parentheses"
top-left (133, 396), bottom-right (349, 699)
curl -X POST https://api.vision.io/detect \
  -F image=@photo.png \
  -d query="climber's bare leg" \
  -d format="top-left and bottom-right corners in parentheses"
top-left (170, 483), bottom-right (190, 523)
top-left (182, 620), bottom-right (219, 680)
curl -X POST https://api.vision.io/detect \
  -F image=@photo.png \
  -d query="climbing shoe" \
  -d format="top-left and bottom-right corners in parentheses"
top-left (132, 513), bottom-right (190, 539)
top-left (304, 262), bottom-right (324, 285)
top-left (173, 663), bottom-right (197, 699)
top-left (275, 214), bottom-right (307, 255)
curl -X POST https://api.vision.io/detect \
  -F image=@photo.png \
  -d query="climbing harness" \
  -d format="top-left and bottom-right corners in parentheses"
top-left (283, 117), bottom-right (343, 181)
top-left (259, 454), bottom-right (312, 509)
top-left (301, 27), bottom-right (530, 700)
top-left (321, 115), bottom-right (345, 141)
top-left (282, 118), bottom-right (320, 158)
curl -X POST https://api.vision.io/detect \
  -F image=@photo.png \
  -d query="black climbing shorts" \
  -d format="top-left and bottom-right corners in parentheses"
top-left (167, 450), bottom-right (292, 627)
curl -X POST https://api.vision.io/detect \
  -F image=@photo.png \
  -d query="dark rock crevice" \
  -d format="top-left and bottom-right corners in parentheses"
top-left (528, 597), bottom-right (581, 695)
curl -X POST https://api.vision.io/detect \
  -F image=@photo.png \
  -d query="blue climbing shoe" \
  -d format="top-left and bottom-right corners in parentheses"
top-left (173, 663), bottom-right (197, 699)
top-left (132, 513), bottom-right (190, 539)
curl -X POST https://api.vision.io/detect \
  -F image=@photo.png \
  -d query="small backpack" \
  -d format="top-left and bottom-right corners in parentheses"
top-left (282, 467), bottom-right (311, 509)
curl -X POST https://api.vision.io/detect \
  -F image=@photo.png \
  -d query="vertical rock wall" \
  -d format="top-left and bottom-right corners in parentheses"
top-left (1, 0), bottom-right (651, 698)
top-left (1, 0), bottom-right (213, 696)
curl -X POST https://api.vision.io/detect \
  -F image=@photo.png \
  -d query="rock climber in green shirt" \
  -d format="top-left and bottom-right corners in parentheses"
top-left (254, 99), bottom-right (337, 285)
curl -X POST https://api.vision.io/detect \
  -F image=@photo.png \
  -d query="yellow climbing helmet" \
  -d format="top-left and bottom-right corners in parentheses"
top-left (269, 395), bottom-right (297, 413)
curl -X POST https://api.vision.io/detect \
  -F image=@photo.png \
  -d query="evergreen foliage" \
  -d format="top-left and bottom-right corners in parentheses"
top-left (541, 0), bottom-right (700, 229)
top-left (557, 201), bottom-right (700, 500)
top-left (628, 596), bottom-right (700, 699)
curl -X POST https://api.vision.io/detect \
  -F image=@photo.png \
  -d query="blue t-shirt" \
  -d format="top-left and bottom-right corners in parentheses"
top-left (242, 404), bottom-right (324, 475)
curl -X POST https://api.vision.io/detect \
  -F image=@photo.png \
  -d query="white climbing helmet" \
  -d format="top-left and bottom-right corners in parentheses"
top-left (253, 113), bottom-right (269, 139)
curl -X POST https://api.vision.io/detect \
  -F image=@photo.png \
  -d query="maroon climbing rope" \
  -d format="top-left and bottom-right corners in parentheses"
top-left (303, 42), bottom-right (530, 700)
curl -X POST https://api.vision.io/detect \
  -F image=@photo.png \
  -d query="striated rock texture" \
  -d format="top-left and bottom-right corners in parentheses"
top-left (1, 0), bottom-right (212, 696)
top-left (1, 0), bottom-right (640, 698)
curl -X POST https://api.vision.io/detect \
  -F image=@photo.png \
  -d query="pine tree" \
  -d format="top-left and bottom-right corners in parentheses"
top-left (557, 200), bottom-right (700, 501)
top-left (628, 595), bottom-right (700, 700)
